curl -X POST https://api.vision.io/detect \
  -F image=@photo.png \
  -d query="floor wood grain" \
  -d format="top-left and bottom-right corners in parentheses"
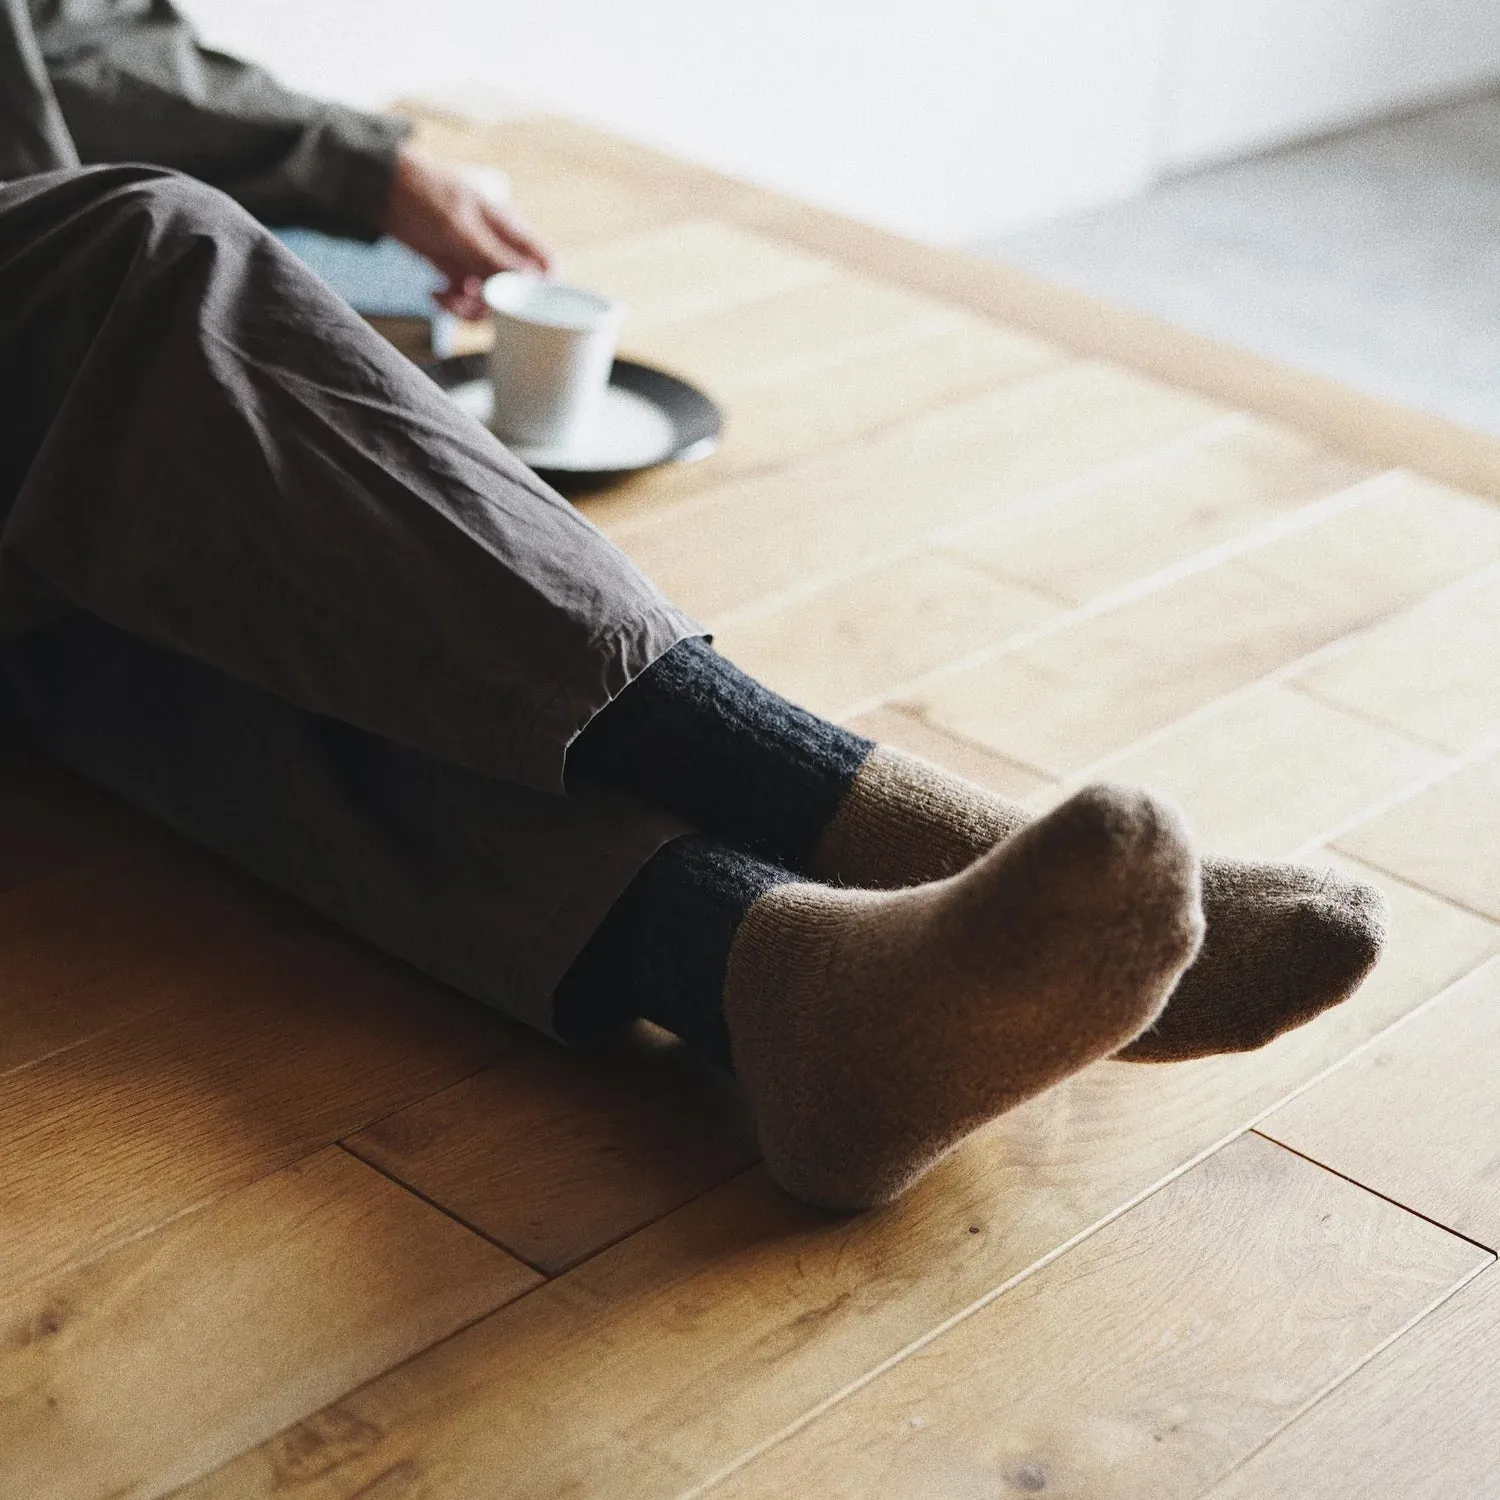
top-left (0, 911), bottom-right (508, 1297)
top-left (710, 1134), bottom-right (1486, 1500)
top-left (1087, 684), bottom-right (1444, 857)
top-left (1206, 1264), bottom-right (1500, 1500)
top-left (175, 861), bottom-right (1495, 1500)
top-left (944, 418), bottom-right (1376, 606)
top-left (1297, 565), bottom-right (1500, 753)
top-left (1335, 753), bottom-right (1500, 918)
top-left (1261, 956), bottom-right (1500, 1246)
top-left (345, 1024), bottom-right (759, 1274)
top-left (610, 362), bottom-right (1225, 621)
top-left (0, 1148), bottom-right (537, 1500)
top-left (584, 310), bottom-right (1063, 525)
top-left (6, 110), bottom-right (1499, 1498)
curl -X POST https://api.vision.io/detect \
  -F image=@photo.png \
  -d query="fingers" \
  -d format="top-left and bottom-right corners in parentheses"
top-left (383, 144), bottom-right (557, 319)
top-left (428, 203), bottom-right (553, 319)
top-left (479, 200), bottom-right (555, 274)
top-left (434, 275), bottom-right (487, 320)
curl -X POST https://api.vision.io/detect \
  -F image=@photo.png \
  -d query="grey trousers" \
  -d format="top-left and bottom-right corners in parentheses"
top-left (0, 165), bottom-right (701, 1036)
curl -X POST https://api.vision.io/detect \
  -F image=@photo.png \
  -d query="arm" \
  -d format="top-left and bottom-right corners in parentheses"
top-left (34, 1), bottom-right (554, 306)
top-left (37, 0), bottom-right (406, 239)
top-left (0, 0), bottom-right (79, 178)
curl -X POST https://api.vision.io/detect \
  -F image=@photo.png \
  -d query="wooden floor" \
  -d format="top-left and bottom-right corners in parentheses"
top-left (6, 114), bottom-right (1500, 1499)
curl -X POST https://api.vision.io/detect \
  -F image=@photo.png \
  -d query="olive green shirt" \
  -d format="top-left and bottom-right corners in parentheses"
top-left (1, 0), bottom-right (410, 238)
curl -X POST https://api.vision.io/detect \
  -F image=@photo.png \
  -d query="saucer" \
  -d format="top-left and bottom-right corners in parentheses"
top-left (424, 354), bottom-right (722, 480)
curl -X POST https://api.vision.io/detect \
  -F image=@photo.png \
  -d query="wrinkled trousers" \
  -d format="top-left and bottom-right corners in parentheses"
top-left (0, 165), bottom-right (701, 1034)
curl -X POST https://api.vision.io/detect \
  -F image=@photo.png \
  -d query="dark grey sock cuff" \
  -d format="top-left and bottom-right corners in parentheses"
top-left (565, 636), bottom-right (874, 868)
top-left (552, 832), bottom-right (790, 1066)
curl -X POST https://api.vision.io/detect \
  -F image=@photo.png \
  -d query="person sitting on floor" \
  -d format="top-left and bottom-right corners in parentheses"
top-left (1, 0), bottom-right (551, 313)
top-left (0, 165), bottom-right (1388, 1212)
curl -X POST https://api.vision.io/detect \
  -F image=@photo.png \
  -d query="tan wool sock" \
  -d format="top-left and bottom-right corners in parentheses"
top-left (808, 744), bottom-right (1388, 1061)
top-left (723, 784), bottom-right (1204, 1211)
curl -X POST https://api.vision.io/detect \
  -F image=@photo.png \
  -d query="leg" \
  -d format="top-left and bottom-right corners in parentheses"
top-left (4, 613), bottom-right (687, 1036)
top-left (0, 168), bottom-right (1332, 1198)
top-left (561, 794), bottom-right (1205, 1210)
top-left (570, 638), bottom-right (1388, 1060)
top-left (812, 745), bottom-right (1388, 1060)
top-left (8, 615), bottom-right (1203, 1209)
top-left (0, 165), bottom-right (696, 793)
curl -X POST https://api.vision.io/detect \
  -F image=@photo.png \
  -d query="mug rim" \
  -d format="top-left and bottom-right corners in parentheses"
top-left (482, 272), bottom-right (622, 332)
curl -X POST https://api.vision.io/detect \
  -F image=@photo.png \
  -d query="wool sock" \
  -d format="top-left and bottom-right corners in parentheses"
top-left (566, 635), bottom-right (872, 867)
top-left (725, 784), bottom-right (1204, 1210)
top-left (568, 638), bottom-right (1383, 1060)
top-left (808, 744), bottom-right (1389, 1061)
top-left (552, 834), bottom-right (785, 1066)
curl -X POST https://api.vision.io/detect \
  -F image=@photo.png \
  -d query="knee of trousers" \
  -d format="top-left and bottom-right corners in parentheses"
top-left (27, 163), bottom-right (265, 260)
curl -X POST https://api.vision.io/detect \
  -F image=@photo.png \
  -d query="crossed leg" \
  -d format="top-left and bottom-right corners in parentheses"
top-left (0, 167), bottom-right (1384, 1210)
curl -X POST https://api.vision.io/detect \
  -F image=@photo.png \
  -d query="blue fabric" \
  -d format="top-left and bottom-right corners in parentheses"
top-left (274, 227), bottom-right (456, 354)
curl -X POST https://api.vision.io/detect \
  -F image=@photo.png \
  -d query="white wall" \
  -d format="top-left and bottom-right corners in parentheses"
top-left (1164, 0), bottom-right (1500, 169)
top-left (183, 0), bottom-right (1178, 242)
top-left (182, 0), bottom-right (1500, 243)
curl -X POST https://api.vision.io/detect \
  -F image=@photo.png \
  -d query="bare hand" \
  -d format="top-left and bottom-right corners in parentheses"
top-left (382, 144), bottom-right (554, 319)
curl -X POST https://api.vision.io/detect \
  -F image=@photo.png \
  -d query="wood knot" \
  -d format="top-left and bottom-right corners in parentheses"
top-left (271, 1407), bottom-right (384, 1485)
top-left (1006, 1461), bottom-right (1048, 1492)
top-left (21, 1306), bottom-right (65, 1344)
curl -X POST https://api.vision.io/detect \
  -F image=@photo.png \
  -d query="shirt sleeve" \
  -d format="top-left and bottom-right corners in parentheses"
top-left (0, 0), bottom-right (80, 178)
top-left (37, 2), bottom-right (411, 239)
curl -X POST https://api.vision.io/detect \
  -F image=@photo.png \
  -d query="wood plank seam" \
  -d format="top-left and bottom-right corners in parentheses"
top-left (872, 940), bottom-right (1500, 1444)
top-left (854, 660), bottom-right (1482, 866)
top-left (823, 473), bottom-right (1403, 727)
top-left (1323, 849), bottom-right (1500, 931)
top-left (341, 1133), bottom-right (764, 1280)
top-left (0, 993), bottom-right (175, 1089)
top-left (1234, 949), bottom-right (1500, 1153)
top-left (591, 325), bottom-right (1071, 522)
top-left (968, 546), bottom-right (1500, 796)
top-left (625, 288), bottom-right (983, 397)
top-left (318, 1055), bottom-right (508, 1156)
top-left (861, 710), bottom-right (1061, 792)
top-left (0, 1145), bottom-right (542, 1500)
top-left (1285, 679), bottom-right (1466, 756)
top-left (1249, 1132), bottom-right (1500, 1257)
top-left (690, 1109), bottom-right (1500, 1499)
top-left (703, 411), bottom-right (1255, 633)
top-left (602, 357), bottom-right (1098, 545)
top-left (1, 1049), bottom-right (522, 1300)
top-left (681, 310), bottom-right (975, 394)
top-left (825, 468), bottom-right (1455, 728)
top-left (1200, 1260), bottom-right (1499, 1500)
top-left (1306, 735), bottom-right (1500, 863)
top-left (1052, 634), bottom-right (1473, 805)
top-left (332, 1142), bottom-right (551, 1280)
top-left (679, 1140), bottom-right (1495, 1500)
top-left (668, 1125), bottom-right (1385, 1498)
top-left (688, 1097), bottom-right (1498, 1500)
top-left (698, 1137), bottom-right (1490, 1500)
top-left (493, 114), bottom-right (1500, 499)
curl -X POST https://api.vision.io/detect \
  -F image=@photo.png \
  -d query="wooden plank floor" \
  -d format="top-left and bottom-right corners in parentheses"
top-left (5, 112), bottom-right (1500, 1498)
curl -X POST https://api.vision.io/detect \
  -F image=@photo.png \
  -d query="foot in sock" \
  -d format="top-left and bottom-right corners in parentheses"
top-left (808, 744), bottom-right (1388, 1061)
top-left (724, 784), bottom-right (1204, 1210)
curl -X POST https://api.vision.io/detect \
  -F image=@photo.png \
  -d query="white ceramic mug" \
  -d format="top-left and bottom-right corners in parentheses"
top-left (483, 274), bottom-right (624, 448)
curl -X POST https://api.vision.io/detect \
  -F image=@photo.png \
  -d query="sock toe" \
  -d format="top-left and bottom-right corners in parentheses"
top-left (796, 737), bottom-right (1390, 1065)
top-left (1119, 863), bottom-right (1388, 1061)
top-left (726, 783), bottom-right (1205, 1210)
top-left (1285, 867), bottom-right (1388, 1015)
